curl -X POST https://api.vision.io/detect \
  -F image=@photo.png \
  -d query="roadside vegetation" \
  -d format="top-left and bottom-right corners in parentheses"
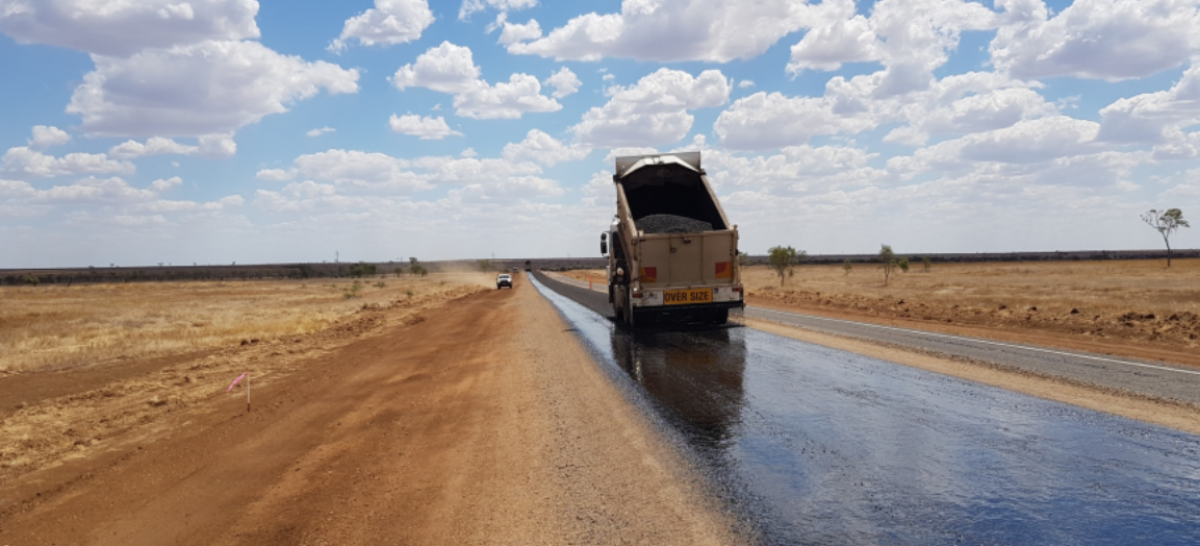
top-left (767, 245), bottom-right (805, 286)
top-left (1142, 208), bottom-right (1190, 267)
top-left (741, 259), bottom-right (1200, 350)
top-left (0, 273), bottom-right (492, 374)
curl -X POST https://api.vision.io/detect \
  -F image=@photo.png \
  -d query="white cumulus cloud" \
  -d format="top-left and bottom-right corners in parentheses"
top-left (503, 129), bottom-right (591, 166)
top-left (1098, 65), bottom-right (1200, 147)
top-left (786, 0), bottom-right (880, 74)
top-left (109, 137), bottom-right (199, 159)
top-left (459, 0), bottom-right (538, 20)
top-left (498, 18), bottom-right (542, 46)
top-left (571, 68), bottom-right (730, 147)
top-left (256, 168), bottom-right (298, 181)
top-left (2, 147), bottom-right (135, 179)
top-left (506, 0), bottom-right (818, 63)
top-left (292, 149), bottom-right (429, 193)
top-left (328, 0), bottom-right (435, 52)
top-left (67, 40), bottom-right (359, 139)
top-left (151, 176), bottom-right (184, 191)
top-left (0, 0), bottom-right (260, 56)
top-left (27, 126), bottom-right (71, 149)
top-left (991, 0), bottom-right (1200, 81)
top-left (391, 41), bottom-right (482, 94)
top-left (889, 116), bottom-right (1105, 177)
top-left (544, 67), bottom-right (581, 98)
top-left (784, 0), bottom-right (996, 96)
top-left (714, 91), bottom-right (875, 150)
top-left (391, 42), bottom-right (561, 119)
top-left (389, 114), bottom-right (463, 139)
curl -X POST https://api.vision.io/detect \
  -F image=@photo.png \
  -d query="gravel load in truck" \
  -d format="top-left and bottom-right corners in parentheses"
top-left (634, 214), bottom-right (713, 234)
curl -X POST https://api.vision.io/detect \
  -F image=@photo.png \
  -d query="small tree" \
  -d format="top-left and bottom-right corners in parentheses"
top-left (922, 256), bottom-right (931, 273)
top-left (477, 259), bottom-right (492, 272)
top-left (1142, 208), bottom-right (1190, 267)
top-left (899, 258), bottom-right (910, 273)
top-left (737, 251), bottom-right (751, 267)
top-left (409, 257), bottom-right (428, 276)
top-left (349, 262), bottom-right (377, 278)
top-left (767, 246), bottom-right (804, 286)
top-left (842, 259), bottom-right (853, 276)
top-left (393, 267), bottom-right (405, 278)
top-left (879, 245), bottom-right (899, 286)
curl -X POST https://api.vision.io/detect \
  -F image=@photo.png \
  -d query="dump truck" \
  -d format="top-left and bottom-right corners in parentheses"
top-left (601, 151), bottom-right (743, 326)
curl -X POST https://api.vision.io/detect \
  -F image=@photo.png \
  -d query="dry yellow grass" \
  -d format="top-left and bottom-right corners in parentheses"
top-left (0, 273), bottom-right (494, 373)
top-left (742, 259), bottom-right (1200, 318)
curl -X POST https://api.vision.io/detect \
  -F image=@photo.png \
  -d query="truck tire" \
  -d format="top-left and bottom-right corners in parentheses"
top-left (711, 308), bottom-right (729, 325)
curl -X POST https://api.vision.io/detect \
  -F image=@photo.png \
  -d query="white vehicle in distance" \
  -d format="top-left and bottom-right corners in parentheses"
top-left (496, 274), bottom-right (513, 289)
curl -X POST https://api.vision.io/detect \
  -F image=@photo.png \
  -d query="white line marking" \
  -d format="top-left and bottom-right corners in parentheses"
top-left (749, 307), bottom-right (1200, 377)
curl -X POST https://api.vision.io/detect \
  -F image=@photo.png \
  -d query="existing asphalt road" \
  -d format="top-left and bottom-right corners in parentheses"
top-left (532, 271), bottom-right (1200, 546)
top-left (743, 306), bottom-right (1200, 406)
top-left (536, 271), bottom-right (1200, 407)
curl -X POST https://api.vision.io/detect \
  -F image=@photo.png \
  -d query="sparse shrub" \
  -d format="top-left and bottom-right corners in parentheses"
top-left (406, 289), bottom-right (414, 297)
top-left (879, 245), bottom-right (899, 286)
top-left (374, 281), bottom-right (386, 288)
top-left (22, 274), bottom-right (40, 286)
top-left (922, 256), bottom-right (931, 273)
top-left (342, 281), bottom-right (363, 299)
top-left (899, 258), bottom-right (910, 273)
top-left (408, 258), bottom-right (427, 276)
top-left (477, 259), bottom-right (492, 272)
top-left (394, 267), bottom-right (404, 277)
top-left (842, 259), bottom-right (852, 276)
top-left (349, 262), bottom-right (377, 278)
top-left (767, 246), bottom-right (805, 286)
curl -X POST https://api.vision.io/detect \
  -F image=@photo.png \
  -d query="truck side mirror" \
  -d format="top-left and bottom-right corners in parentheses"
top-left (600, 233), bottom-right (608, 255)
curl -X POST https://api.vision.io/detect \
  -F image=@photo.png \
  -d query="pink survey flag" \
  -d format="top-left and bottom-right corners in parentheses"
top-left (227, 372), bottom-right (248, 393)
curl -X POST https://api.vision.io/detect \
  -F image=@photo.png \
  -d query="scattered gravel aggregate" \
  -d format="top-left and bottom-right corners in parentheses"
top-left (635, 214), bottom-right (712, 234)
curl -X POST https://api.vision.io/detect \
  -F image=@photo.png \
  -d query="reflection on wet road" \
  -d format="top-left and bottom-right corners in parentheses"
top-left (531, 276), bottom-right (1200, 546)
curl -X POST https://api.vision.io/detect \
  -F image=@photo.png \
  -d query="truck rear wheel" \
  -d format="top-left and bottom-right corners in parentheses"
top-left (711, 309), bottom-right (729, 325)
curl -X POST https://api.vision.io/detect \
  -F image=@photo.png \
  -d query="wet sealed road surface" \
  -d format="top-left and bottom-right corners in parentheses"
top-left (531, 274), bottom-right (1200, 546)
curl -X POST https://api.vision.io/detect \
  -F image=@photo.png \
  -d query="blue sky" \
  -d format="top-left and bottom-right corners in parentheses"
top-left (1, 0), bottom-right (1198, 268)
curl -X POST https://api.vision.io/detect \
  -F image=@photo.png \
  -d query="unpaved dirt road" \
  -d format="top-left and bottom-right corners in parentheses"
top-left (0, 278), bottom-right (740, 545)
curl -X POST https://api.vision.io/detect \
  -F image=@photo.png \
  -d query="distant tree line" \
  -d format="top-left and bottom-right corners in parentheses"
top-left (0, 259), bottom-right (431, 286)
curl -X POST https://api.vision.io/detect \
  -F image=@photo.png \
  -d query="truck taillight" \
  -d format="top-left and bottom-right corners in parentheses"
top-left (633, 292), bottom-right (643, 298)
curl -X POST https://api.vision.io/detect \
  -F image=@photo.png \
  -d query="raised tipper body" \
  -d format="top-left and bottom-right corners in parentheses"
top-left (601, 151), bottom-right (743, 326)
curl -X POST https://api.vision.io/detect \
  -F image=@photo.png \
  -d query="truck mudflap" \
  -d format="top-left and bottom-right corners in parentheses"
top-left (630, 300), bottom-right (743, 325)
